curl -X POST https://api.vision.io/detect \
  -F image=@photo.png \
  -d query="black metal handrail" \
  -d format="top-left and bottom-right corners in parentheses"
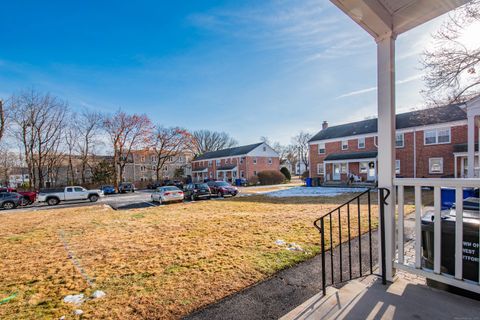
top-left (313, 189), bottom-right (373, 296)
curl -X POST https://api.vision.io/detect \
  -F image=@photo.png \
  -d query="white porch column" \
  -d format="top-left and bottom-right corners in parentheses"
top-left (467, 115), bottom-right (475, 178)
top-left (376, 35), bottom-right (396, 281)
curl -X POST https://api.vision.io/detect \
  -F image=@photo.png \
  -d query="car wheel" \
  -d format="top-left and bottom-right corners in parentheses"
top-left (2, 201), bottom-right (15, 210)
top-left (20, 197), bottom-right (29, 206)
top-left (89, 195), bottom-right (99, 202)
top-left (217, 192), bottom-right (223, 198)
top-left (47, 198), bottom-right (59, 206)
top-left (158, 198), bottom-right (162, 205)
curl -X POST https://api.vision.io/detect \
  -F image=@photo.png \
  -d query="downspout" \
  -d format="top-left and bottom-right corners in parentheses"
top-left (413, 129), bottom-right (417, 178)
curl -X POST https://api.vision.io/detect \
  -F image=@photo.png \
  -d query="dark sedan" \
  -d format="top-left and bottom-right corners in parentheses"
top-left (183, 183), bottom-right (211, 201)
top-left (207, 181), bottom-right (239, 198)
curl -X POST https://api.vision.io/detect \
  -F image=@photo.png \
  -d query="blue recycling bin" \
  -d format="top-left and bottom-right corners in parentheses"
top-left (305, 178), bottom-right (312, 187)
top-left (441, 187), bottom-right (477, 210)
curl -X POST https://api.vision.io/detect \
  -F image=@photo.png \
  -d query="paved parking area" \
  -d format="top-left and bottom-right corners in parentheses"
top-left (5, 189), bottom-right (156, 213)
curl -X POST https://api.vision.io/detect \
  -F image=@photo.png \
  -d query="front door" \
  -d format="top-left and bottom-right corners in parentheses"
top-left (333, 164), bottom-right (341, 181)
top-left (367, 161), bottom-right (376, 181)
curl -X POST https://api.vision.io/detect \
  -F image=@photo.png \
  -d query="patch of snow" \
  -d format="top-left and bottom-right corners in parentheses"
top-left (275, 239), bottom-right (286, 246)
top-left (286, 243), bottom-right (304, 251)
top-left (74, 309), bottom-right (84, 315)
top-left (266, 187), bottom-right (368, 198)
top-left (91, 290), bottom-right (106, 299)
top-left (63, 294), bottom-right (84, 305)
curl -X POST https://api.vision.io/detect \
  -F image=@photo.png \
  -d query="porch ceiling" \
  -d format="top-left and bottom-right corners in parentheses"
top-left (330, 0), bottom-right (469, 40)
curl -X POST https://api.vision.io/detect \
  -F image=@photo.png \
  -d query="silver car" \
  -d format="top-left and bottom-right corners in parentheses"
top-left (151, 186), bottom-right (184, 204)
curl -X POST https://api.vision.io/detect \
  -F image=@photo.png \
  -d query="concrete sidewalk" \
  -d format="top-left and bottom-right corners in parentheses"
top-left (282, 273), bottom-right (480, 320)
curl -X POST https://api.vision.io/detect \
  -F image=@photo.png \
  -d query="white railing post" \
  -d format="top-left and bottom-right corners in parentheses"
top-left (455, 187), bottom-right (463, 280)
top-left (433, 186), bottom-right (442, 274)
top-left (397, 185), bottom-right (404, 264)
top-left (414, 185), bottom-right (422, 269)
top-left (376, 34), bottom-right (396, 282)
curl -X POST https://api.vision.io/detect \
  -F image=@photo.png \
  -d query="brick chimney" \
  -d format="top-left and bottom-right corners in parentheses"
top-left (322, 121), bottom-right (328, 130)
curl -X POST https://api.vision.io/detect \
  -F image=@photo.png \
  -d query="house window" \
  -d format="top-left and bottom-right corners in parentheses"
top-left (317, 163), bottom-right (324, 175)
top-left (240, 158), bottom-right (244, 164)
top-left (240, 171), bottom-right (245, 178)
top-left (141, 156), bottom-right (145, 162)
top-left (268, 158), bottom-right (272, 165)
top-left (342, 140), bottom-right (348, 150)
top-left (208, 161), bottom-right (212, 167)
top-left (396, 133), bottom-right (404, 148)
top-left (216, 159), bottom-right (221, 166)
top-left (253, 170), bottom-right (257, 176)
top-left (429, 158), bottom-right (443, 174)
top-left (263, 146), bottom-right (266, 151)
top-left (253, 158), bottom-right (257, 164)
top-left (226, 158), bottom-right (229, 164)
top-left (359, 162), bottom-right (368, 174)
top-left (424, 128), bottom-right (451, 145)
top-left (209, 172), bottom-right (213, 178)
top-left (395, 160), bottom-right (401, 174)
top-left (318, 143), bottom-right (325, 154)
top-left (358, 137), bottom-right (365, 149)
top-left (340, 163), bottom-right (347, 174)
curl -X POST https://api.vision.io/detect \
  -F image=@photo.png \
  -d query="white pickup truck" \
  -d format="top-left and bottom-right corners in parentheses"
top-left (37, 186), bottom-right (104, 206)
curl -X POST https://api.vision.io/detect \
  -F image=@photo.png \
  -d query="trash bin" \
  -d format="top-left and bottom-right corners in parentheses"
top-left (305, 178), bottom-right (312, 187)
top-left (441, 187), bottom-right (477, 210)
top-left (421, 210), bottom-right (479, 282)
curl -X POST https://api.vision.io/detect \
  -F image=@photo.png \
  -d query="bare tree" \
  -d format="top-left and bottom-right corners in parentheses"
top-left (421, 0), bottom-right (480, 103)
top-left (103, 111), bottom-right (153, 190)
top-left (292, 131), bottom-right (312, 174)
top-left (76, 110), bottom-right (103, 184)
top-left (8, 90), bottom-right (68, 189)
top-left (0, 100), bottom-right (5, 143)
top-left (191, 130), bottom-right (238, 154)
top-left (65, 115), bottom-right (80, 185)
top-left (150, 126), bottom-right (191, 181)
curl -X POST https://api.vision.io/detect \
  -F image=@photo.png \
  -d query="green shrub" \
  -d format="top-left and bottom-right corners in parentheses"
top-left (301, 170), bottom-right (309, 181)
top-left (280, 167), bottom-right (291, 181)
top-left (257, 170), bottom-right (285, 185)
top-left (248, 176), bottom-right (259, 186)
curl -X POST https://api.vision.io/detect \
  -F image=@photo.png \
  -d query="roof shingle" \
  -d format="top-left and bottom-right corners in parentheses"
top-left (193, 143), bottom-right (263, 161)
top-left (310, 103), bottom-right (466, 142)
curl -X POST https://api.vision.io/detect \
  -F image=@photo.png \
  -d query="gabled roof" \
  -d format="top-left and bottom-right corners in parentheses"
top-left (310, 103), bottom-right (466, 142)
top-left (193, 143), bottom-right (263, 161)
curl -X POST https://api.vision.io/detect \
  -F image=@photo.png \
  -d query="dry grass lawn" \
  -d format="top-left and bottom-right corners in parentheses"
top-left (0, 190), bottom-right (421, 319)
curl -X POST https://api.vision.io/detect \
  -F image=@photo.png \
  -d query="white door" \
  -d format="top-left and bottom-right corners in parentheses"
top-left (367, 161), bottom-right (376, 181)
top-left (333, 164), bottom-right (341, 181)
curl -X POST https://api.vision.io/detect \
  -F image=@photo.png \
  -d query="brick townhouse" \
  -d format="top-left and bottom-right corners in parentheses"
top-left (191, 142), bottom-right (280, 182)
top-left (309, 103), bottom-right (480, 183)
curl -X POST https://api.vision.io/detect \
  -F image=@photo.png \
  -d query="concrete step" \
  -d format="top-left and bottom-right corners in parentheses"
top-left (279, 276), bottom-right (375, 320)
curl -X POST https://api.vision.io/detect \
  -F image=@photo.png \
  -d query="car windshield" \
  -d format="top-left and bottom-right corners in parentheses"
top-left (103, 185), bottom-right (113, 188)
top-left (163, 186), bottom-right (179, 191)
top-left (216, 182), bottom-right (230, 187)
top-left (195, 184), bottom-right (209, 189)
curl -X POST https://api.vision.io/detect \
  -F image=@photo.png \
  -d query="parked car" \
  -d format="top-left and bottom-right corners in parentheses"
top-left (100, 185), bottom-right (116, 195)
top-left (207, 181), bottom-right (239, 198)
top-left (151, 186), bottom-right (184, 204)
top-left (0, 192), bottom-right (23, 209)
top-left (0, 187), bottom-right (36, 205)
top-left (119, 182), bottom-right (135, 193)
top-left (147, 181), bottom-right (162, 189)
top-left (183, 183), bottom-right (211, 201)
top-left (37, 186), bottom-right (104, 206)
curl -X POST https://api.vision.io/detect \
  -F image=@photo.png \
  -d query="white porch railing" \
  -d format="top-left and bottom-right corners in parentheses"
top-left (393, 178), bottom-right (480, 293)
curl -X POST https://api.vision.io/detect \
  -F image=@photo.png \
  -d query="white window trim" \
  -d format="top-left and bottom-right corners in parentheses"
top-left (317, 163), bottom-right (324, 175)
top-left (341, 140), bottom-right (348, 150)
top-left (395, 160), bottom-right (401, 174)
top-left (429, 157), bottom-right (444, 174)
top-left (424, 128), bottom-right (451, 145)
top-left (318, 143), bottom-right (326, 154)
top-left (253, 158), bottom-right (257, 164)
top-left (268, 158), bottom-right (272, 165)
top-left (395, 133), bottom-right (404, 148)
top-left (358, 138), bottom-right (365, 149)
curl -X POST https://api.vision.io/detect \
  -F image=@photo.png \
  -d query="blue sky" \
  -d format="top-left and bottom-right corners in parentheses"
top-left (0, 0), bottom-right (452, 144)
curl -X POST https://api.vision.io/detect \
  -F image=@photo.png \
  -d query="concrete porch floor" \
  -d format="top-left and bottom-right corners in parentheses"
top-left (281, 271), bottom-right (480, 320)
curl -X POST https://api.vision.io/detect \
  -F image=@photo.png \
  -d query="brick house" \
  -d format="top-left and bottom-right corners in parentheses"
top-left (191, 142), bottom-right (280, 182)
top-left (309, 103), bottom-right (479, 183)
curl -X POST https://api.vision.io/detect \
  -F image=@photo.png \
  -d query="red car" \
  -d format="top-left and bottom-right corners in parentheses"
top-left (0, 188), bottom-right (37, 205)
top-left (206, 181), bottom-right (239, 198)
